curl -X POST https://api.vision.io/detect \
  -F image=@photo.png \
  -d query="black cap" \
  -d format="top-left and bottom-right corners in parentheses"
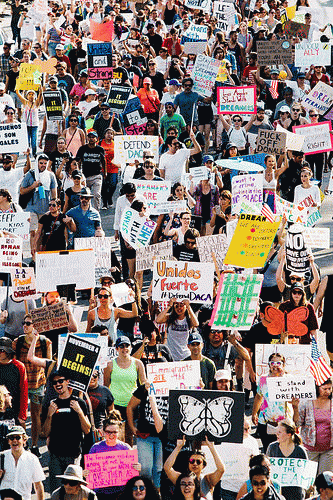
top-left (72, 169), bottom-right (82, 179)
top-left (0, 337), bottom-right (14, 354)
top-left (315, 472), bottom-right (333, 491)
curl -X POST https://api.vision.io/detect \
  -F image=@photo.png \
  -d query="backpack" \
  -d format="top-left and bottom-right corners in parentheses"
top-left (19, 170), bottom-right (35, 210)
top-left (15, 334), bottom-right (48, 360)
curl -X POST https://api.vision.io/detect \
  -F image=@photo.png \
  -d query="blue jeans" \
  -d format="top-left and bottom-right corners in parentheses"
top-left (137, 436), bottom-right (163, 488)
top-left (27, 125), bottom-right (38, 157)
top-left (48, 41), bottom-right (58, 57)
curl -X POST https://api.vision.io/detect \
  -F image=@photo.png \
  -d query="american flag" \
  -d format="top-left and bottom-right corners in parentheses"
top-left (261, 203), bottom-right (275, 223)
top-left (310, 336), bottom-right (333, 386)
top-left (265, 79), bottom-right (279, 99)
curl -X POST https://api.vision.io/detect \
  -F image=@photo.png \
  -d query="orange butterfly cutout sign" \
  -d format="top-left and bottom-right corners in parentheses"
top-left (34, 58), bottom-right (58, 75)
top-left (264, 306), bottom-right (309, 337)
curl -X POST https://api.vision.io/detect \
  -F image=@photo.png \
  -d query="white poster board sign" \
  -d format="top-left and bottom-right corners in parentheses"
top-left (0, 237), bottom-right (22, 272)
top-left (269, 458), bottom-right (318, 489)
top-left (136, 240), bottom-right (173, 272)
top-left (110, 283), bottom-right (134, 307)
top-left (74, 237), bottom-right (112, 286)
top-left (0, 212), bottom-right (30, 241)
top-left (303, 227), bottom-right (330, 248)
top-left (231, 173), bottom-right (263, 214)
top-left (120, 209), bottom-right (156, 250)
top-left (192, 55), bottom-right (220, 97)
top-left (133, 180), bottom-right (171, 215)
top-left (114, 135), bottom-right (159, 164)
top-left (11, 267), bottom-right (39, 300)
top-left (147, 360), bottom-right (201, 396)
top-left (197, 234), bottom-right (229, 269)
top-left (0, 123), bottom-right (29, 154)
top-left (267, 375), bottom-right (316, 401)
top-left (255, 344), bottom-right (311, 378)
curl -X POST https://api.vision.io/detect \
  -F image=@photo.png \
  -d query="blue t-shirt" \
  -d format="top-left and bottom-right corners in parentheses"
top-left (174, 91), bottom-right (204, 125)
top-left (22, 170), bottom-right (57, 216)
top-left (67, 205), bottom-right (101, 238)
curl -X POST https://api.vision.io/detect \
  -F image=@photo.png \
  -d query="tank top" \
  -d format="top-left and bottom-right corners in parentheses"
top-left (164, 4), bottom-right (176, 25)
top-left (65, 128), bottom-right (82, 157)
top-left (23, 104), bottom-right (38, 127)
top-left (263, 176), bottom-right (277, 191)
top-left (110, 358), bottom-right (137, 407)
top-left (93, 306), bottom-right (116, 343)
top-left (167, 317), bottom-right (191, 361)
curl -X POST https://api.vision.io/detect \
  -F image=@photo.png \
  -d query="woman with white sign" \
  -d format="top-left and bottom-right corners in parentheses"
top-left (293, 167), bottom-right (321, 220)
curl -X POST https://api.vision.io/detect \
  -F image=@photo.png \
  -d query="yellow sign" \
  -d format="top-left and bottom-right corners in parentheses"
top-left (16, 63), bottom-right (42, 91)
top-left (224, 214), bottom-right (280, 268)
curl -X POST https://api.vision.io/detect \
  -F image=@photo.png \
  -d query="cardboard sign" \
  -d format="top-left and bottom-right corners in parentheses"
top-left (43, 91), bottom-right (63, 121)
top-left (257, 40), bottom-right (294, 66)
top-left (275, 124), bottom-right (304, 152)
top-left (114, 135), bottom-right (159, 164)
top-left (256, 130), bottom-right (286, 155)
top-left (301, 81), bottom-right (333, 115)
top-left (0, 123), bottom-right (28, 154)
top-left (121, 96), bottom-right (147, 135)
top-left (182, 24), bottom-right (208, 42)
top-left (133, 180), bottom-right (171, 215)
top-left (185, 0), bottom-right (211, 11)
top-left (210, 273), bottom-right (263, 330)
top-left (0, 212), bottom-right (30, 241)
top-left (213, 2), bottom-right (237, 33)
top-left (217, 86), bottom-right (256, 114)
top-left (11, 268), bottom-right (38, 300)
top-left (16, 63), bottom-right (42, 91)
top-left (267, 375), bottom-right (316, 401)
top-left (231, 174), bottom-right (263, 215)
top-left (269, 458), bottom-right (318, 489)
top-left (147, 360), bottom-right (201, 396)
top-left (168, 389), bottom-right (245, 443)
top-left (183, 42), bottom-right (207, 55)
top-left (36, 249), bottom-right (95, 292)
top-left (303, 227), bottom-right (330, 249)
top-left (151, 200), bottom-right (187, 216)
top-left (0, 237), bottom-right (22, 271)
top-left (84, 450), bottom-right (139, 489)
top-left (136, 240), bottom-right (173, 272)
top-left (152, 260), bottom-right (214, 304)
top-left (275, 195), bottom-right (306, 224)
top-left (90, 19), bottom-right (114, 42)
top-left (87, 42), bottom-right (113, 80)
top-left (30, 302), bottom-right (69, 334)
top-left (284, 20), bottom-right (310, 38)
top-left (255, 344), bottom-right (312, 378)
top-left (59, 334), bottom-right (100, 391)
top-left (293, 121), bottom-right (333, 154)
top-left (224, 214), bottom-right (280, 268)
top-left (120, 208), bottom-right (156, 250)
top-left (285, 224), bottom-right (309, 273)
top-left (74, 237), bottom-right (112, 286)
top-left (192, 55), bottom-right (220, 98)
top-left (196, 234), bottom-right (229, 269)
top-left (107, 85), bottom-right (131, 114)
top-left (110, 283), bottom-right (134, 307)
top-left (295, 41), bottom-right (331, 67)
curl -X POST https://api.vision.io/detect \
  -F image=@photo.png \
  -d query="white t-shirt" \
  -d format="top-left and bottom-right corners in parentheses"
top-left (294, 183), bottom-right (321, 218)
top-left (0, 449), bottom-right (45, 500)
top-left (0, 168), bottom-right (24, 204)
top-left (160, 148), bottom-right (191, 185)
top-left (78, 99), bottom-right (97, 118)
top-left (155, 55), bottom-right (171, 75)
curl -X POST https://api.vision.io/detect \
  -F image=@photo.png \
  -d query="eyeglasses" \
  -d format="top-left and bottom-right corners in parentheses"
top-left (8, 435), bottom-right (22, 441)
top-left (69, 119), bottom-right (78, 122)
top-left (52, 378), bottom-right (66, 385)
top-left (171, 142), bottom-right (179, 146)
top-left (133, 486), bottom-right (146, 492)
top-left (98, 294), bottom-right (110, 299)
top-left (292, 291), bottom-right (302, 295)
top-left (184, 84), bottom-right (192, 87)
top-left (104, 429), bottom-right (118, 434)
top-left (22, 321), bottom-right (32, 325)
top-left (180, 482), bottom-right (195, 487)
top-left (253, 480), bottom-right (267, 487)
top-left (269, 360), bottom-right (283, 366)
top-left (63, 480), bottom-right (80, 486)
top-left (49, 203), bottom-right (57, 207)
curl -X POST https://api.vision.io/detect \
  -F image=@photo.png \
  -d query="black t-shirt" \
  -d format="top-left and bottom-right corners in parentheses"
top-left (48, 150), bottom-right (71, 175)
top-left (39, 212), bottom-right (67, 251)
top-left (173, 244), bottom-right (200, 262)
top-left (179, 130), bottom-right (205, 167)
top-left (111, 66), bottom-right (129, 85)
top-left (123, 64), bottom-right (143, 86)
top-left (6, 70), bottom-right (19, 93)
top-left (243, 321), bottom-right (279, 369)
top-left (48, 395), bottom-right (88, 457)
top-left (148, 33), bottom-right (163, 55)
top-left (93, 115), bottom-right (121, 139)
top-left (132, 384), bottom-right (168, 438)
top-left (87, 385), bottom-right (114, 429)
top-left (131, 342), bottom-right (173, 364)
top-left (279, 159), bottom-right (309, 201)
top-left (76, 144), bottom-right (105, 177)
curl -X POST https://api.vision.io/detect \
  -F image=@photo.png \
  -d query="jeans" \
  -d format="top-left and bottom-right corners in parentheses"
top-left (86, 174), bottom-right (103, 211)
top-left (48, 41), bottom-right (58, 57)
top-left (137, 436), bottom-right (163, 488)
top-left (48, 453), bottom-right (80, 493)
top-left (27, 125), bottom-right (38, 157)
top-left (102, 172), bottom-right (118, 207)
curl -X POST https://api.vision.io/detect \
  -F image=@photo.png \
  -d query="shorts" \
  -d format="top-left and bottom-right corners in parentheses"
top-left (29, 212), bottom-right (39, 232)
top-left (28, 384), bottom-right (45, 405)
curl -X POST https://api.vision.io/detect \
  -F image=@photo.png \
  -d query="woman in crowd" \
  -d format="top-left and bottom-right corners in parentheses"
top-left (293, 167), bottom-right (321, 219)
top-left (116, 278), bottom-right (148, 341)
top-left (210, 190), bottom-right (232, 235)
top-left (137, 78), bottom-right (160, 122)
top-left (100, 128), bottom-right (120, 209)
top-left (16, 88), bottom-right (43, 158)
top-left (263, 154), bottom-right (287, 213)
top-left (163, 210), bottom-right (192, 245)
top-left (62, 113), bottom-right (86, 157)
top-left (190, 175), bottom-right (220, 236)
top-left (240, 465), bottom-right (285, 500)
top-left (62, 168), bottom-right (85, 212)
top-left (118, 477), bottom-right (160, 500)
top-left (237, 454), bottom-right (281, 500)
top-left (0, 188), bottom-right (23, 212)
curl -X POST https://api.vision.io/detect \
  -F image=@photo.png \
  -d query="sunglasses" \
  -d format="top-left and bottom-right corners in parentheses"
top-left (6, 112), bottom-right (14, 115)
top-left (292, 291), bottom-right (302, 295)
top-left (49, 203), bottom-right (57, 207)
top-left (144, 165), bottom-right (154, 169)
top-left (98, 294), bottom-right (110, 299)
top-left (101, 108), bottom-right (109, 111)
top-left (8, 435), bottom-right (22, 441)
top-left (133, 486), bottom-right (146, 491)
top-left (91, 373), bottom-right (99, 379)
top-left (184, 84), bottom-right (192, 87)
top-left (269, 360), bottom-right (283, 366)
top-left (52, 378), bottom-right (66, 385)
top-left (253, 480), bottom-right (267, 487)
top-left (186, 241), bottom-right (196, 246)
top-left (22, 321), bottom-right (32, 325)
top-left (233, 119), bottom-right (241, 122)
top-left (117, 343), bottom-right (129, 348)
top-left (63, 480), bottom-right (80, 486)
top-left (292, 108), bottom-right (300, 112)
top-left (69, 119), bottom-right (78, 122)
top-left (309, 114), bottom-right (318, 117)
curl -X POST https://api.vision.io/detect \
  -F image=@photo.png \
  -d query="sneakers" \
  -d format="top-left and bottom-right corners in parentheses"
top-left (101, 206), bottom-right (107, 210)
top-left (30, 446), bottom-right (41, 457)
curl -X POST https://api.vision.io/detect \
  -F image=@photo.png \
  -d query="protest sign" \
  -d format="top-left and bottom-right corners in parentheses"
top-left (301, 81), bottom-right (333, 115)
top-left (185, 0), bottom-right (211, 11)
top-left (133, 180), bottom-right (170, 215)
top-left (275, 195), bottom-right (306, 224)
top-left (74, 237), bottom-right (112, 286)
top-left (107, 85), bottom-right (131, 114)
top-left (295, 41), bottom-right (331, 66)
top-left (114, 135), bottom-right (159, 164)
top-left (36, 249), bottom-right (95, 292)
top-left (185, 166), bottom-right (214, 186)
top-left (183, 42), bottom-right (207, 55)
top-left (284, 20), bottom-right (310, 38)
top-left (213, 2), bottom-right (237, 33)
top-left (0, 212), bottom-right (30, 241)
top-left (257, 40), bottom-right (293, 66)
top-left (269, 458), bottom-right (317, 489)
top-left (192, 55), bottom-right (220, 98)
top-left (303, 227), bottom-right (330, 249)
top-left (256, 344), bottom-right (312, 378)
top-left (307, 209), bottom-right (322, 227)
top-left (181, 24), bottom-right (208, 42)
top-left (224, 214), bottom-right (280, 268)
top-left (121, 96), bottom-right (147, 135)
top-left (256, 130), bottom-right (286, 155)
top-left (43, 91), bottom-right (63, 121)
top-left (87, 42), bottom-right (113, 80)
top-left (230, 153), bottom-right (266, 168)
top-left (90, 19), bottom-right (114, 41)
top-left (147, 360), bottom-right (201, 396)
top-left (267, 375), bottom-right (316, 401)
top-left (58, 333), bottom-right (109, 370)
top-left (196, 234), bottom-right (229, 269)
top-left (285, 224), bottom-right (310, 273)
top-left (30, 302), bottom-right (68, 334)
top-left (136, 240), bottom-right (173, 272)
top-left (152, 260), bottom-right (214, 304)
top-left (84, 450), bottom-right (139, 489)
top-left (0, 237), bottom-right (22, 272)
top-left (217, 86), bottom-right (256, 114)
top-left (231, 174), bottom-right (263, 214)
top-left (276, 124), bottom-right (304, 152)
top-left (168, 389), bottom-right (245, 443)
top-left (210, 273), bottom-right (263, 330)
top-left (0, 123), bottom-right (28, 154)
top-left (16, 63), bottom-right (42, 91)
top-left (27, 0), bottom-right (48, 24)
top-left (120, 208), bottom-right (156, 250)
top-left (110, 283), bottom-right (134, 307)
top-left (293, 121), bottom-right (333, 154)
top-left (11, 268), bottom-right (38, 300)
top-left (151, 200), bottom-right (187, 216)
top-left (59, 334), bottom-right (100, 391)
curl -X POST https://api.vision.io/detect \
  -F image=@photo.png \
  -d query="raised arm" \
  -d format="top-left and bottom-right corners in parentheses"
top-left (164, 437), bottom-right (185, 484)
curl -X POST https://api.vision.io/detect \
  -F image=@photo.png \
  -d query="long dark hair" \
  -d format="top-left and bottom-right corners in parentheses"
top-left (174, 473), bottom-right (200, 500)
top-left (118, 476), bottom-right (160, 500)
top-left (168, 302), bottom-right (190, 327)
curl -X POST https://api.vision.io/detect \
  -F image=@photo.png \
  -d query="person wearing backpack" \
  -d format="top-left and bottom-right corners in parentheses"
top-left (12, 314), bottom-right (52, 457)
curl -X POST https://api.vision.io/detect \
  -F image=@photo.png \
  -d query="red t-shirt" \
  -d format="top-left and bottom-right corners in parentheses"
top-left (100, 139), bottom-right (117, 174)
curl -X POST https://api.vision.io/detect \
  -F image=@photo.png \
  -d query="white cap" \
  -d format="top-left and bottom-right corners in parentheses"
top-left (215, 368), bottom-right (232, 381)
top-left (55, 44), bottom-right (64, 50)
top-left (0, 83), bottom-right (5, 91)
top-left (85, 89), bottom-right (97, 96)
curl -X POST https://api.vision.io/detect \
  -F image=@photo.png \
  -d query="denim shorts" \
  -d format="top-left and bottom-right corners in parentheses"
top-left (28, 384), bottom-right (45, 405)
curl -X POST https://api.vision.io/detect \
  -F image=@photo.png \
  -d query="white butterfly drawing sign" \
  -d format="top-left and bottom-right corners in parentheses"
top-left (178, 395), bottom-right (234, 438)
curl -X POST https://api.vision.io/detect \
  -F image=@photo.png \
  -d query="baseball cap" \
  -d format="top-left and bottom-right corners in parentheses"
top-left (56, 61), bottom-right (67, 69)
top-left (85, 89), bottom-right (97, 96)
top-left (315, 472), bottom-right (333, 491)
top-left (100, 102), bottom-right (111, 109)
top-left (0, 83), bottom-right (5, 90)
top-left (87, 130), bottom-right (98, 137)
top-left (165, 101), bottom-right (175, 107)
top-left (203, 154), bottom-right (214, 162)
top-left (79, 69), bottom-right (88, 77)
top-left (291, 282), bottom-right (304, 292)
top-left (115, 336), bottom-right (131, 347)
top-left (279, 105), bottom-right (290, 113)
top-left (226, 142), bottom-right (237, 150)
top-left (0, 337), bottom-right (14, 354)
top-left (270, 68), bottom-right (279, 74)
top-left (55, 44), bottom-right (64, 50)
top-left (6, 426), bottom-right (26, 438)
top-left (143, 77), bottom-right (152, 84)
top-left (297, 72), bottom-right (306, 78)
top-left (122, 54), bottom-right (132, 60)
top-left (79, 187), bottom-right (93, 198)
top-left (49, 76), bottom-right (58, 82)
top-left (215, 368), bottom-right (232, 381)
top-left (72, 169), bottom-right (82, 179)
top-left (188, 332), bottom-right (203, 344)
top-left (169, 79), bottom-right (180, 86)
top-left (3, 154), bottom-right (13, 162)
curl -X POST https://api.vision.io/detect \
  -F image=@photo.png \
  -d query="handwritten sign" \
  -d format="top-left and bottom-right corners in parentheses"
top-left (257, 40), bottom-right (293, 65)
top-left (133, 180), bottom-right (170, 215)
top-left (276, 124), bottom-right (304, 152)
top-left (295, 41), bottom-right (331, 66)
top-left (152, 260), bottom-right (214, 304)
top-left (182, 24), bottom-right (208, 42)
top-left (293, 121), bottom-right (333, 154)
top-left (16, 63), bottom-right (42, 91)
top-left (147, 360), bottom-right (201, 396)
top-left (256, 130), bottom-right (286, 155)
top-left (303, 227), bottom-right (330, 248)
top-left (255, 344), bottom-right (311, 378)
top-left (284, 20), bottom-right (310, 38)
top-left (84, 450), bottom-right (139, 489)
top-left (151, 200), bottom-right (187, 216)
top-left (107, 85), bottom-right (131, 114)
top-left (196, 234), bottom-right (229, 269)
top-left (30, 302), bottom-right (69, 334)
top-left (269, 458), bottom-right (317, 489)
top-left (231, 173), bottom-right (263, 214)
top-left (114, 135), bottom-right (159, 164)
top-left (121, 96), bottom-right (147, 135)
top-left (185, 0), bottom-right (211, 11)
top-left (210, 273), bottom-right (263, 330)
top-left (224, 214), bottom-right (280, 268)
top-left (87, 42), bottom-right (112, 80)
top-left (74, 237), bottom-right (112, 286)
top-left (0, 123), bottom-right (29, 154)
top-left (267, 375), bottom-right (316, 401)
top-left (110, 283), bottom-right (134, 307)
top-left (183, 42), bottom-right (207, 55)
top-left (213, 2), bottom-right (237, 33)
top-left (11, 268), bottom-right (38, 300)
top-left (217, 86), bottom-right (256, 114)
top-left (0, 237), bottom-right (22, 271)
top-left (192, 55), bottom-right (220, 98)
top-left (120, 208), bottom-right (156, 250)
top-left (285, 224), bottom-right (309, 273)
top-left (275, 195), bottom-right (306, 224)
top-left (136, 240), bottom-right (173, 272)
top-left (301, 81), bottom-right (333, 115)
top-left (0, 212), bottom-right (30, 241)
